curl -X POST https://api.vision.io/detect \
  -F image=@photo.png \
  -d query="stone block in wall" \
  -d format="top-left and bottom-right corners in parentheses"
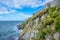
top-left (54, 32), bottom-right (60, 40)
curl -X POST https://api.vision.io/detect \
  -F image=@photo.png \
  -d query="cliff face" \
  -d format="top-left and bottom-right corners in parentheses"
top-left (18, 5), bottom-right (60, 40)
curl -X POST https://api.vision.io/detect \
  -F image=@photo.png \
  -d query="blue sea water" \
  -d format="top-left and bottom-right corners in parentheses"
top-left (0, 21), bottom-right (22, 40)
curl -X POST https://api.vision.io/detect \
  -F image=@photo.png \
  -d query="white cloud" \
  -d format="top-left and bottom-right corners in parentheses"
top-left (15, 12), bottom-right (32, 20)
top-left (0, 0), bottom-right (52, 8)
top-left (0, 7), bottom-right (16, 14)
top-left (0, 7), bottom-right (8, 14)
top-left (0, 12), bottom-right (32, 21)
top-left (0, 0), bottom-right (53, 9)
top-left (0, 0), bottom-right (53, 21)
top-left (0, 0), bottom-right (53, 14)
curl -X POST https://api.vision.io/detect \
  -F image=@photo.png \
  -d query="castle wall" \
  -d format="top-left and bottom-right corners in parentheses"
top-left (45, 2), bottom-right (50, 8)
top-left (58, 0), bottom-right (60, 4)
top-left (50, 0), bottom-right (58, 7)
top-left (45, 0), bottom-right (60, 8)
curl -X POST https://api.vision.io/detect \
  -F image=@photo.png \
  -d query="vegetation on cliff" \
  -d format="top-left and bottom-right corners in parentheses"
top-left (19, 5), bottom-right (60, 40)
top-left (32, 5), bottom-right (60, 40)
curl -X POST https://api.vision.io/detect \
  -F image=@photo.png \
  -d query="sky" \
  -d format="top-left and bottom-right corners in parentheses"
top-left (0, 0), bottom-right (52, 21)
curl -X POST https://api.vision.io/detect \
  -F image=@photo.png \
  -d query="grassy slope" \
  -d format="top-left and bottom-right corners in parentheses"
top-left (21, 5), bottom-right (60, 40)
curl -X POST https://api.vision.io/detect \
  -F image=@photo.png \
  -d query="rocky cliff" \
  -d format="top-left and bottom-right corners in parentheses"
top-left (18, 5), bottom-right (60, 40)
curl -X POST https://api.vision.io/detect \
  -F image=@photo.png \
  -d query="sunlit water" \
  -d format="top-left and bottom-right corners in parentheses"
top-left (0, 21), bottom-right (22, 40)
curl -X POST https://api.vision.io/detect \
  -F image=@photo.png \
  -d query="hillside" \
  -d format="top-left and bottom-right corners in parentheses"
top-left (18, 5), bottom-right (60, 40)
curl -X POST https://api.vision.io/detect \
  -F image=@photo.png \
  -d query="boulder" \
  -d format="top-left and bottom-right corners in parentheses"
top-left (17, 24), bottom-right (24, 29)
top-left (54, 32), bottom-right (60, 40)
top-left (45, 35), bottom-right (53, 40)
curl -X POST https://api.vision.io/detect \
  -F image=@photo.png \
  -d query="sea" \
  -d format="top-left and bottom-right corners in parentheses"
top-left (0, 21), bottom-right (23, 40)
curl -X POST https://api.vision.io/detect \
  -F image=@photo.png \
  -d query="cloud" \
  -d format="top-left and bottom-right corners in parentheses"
top-left (0, 7), bottom-right (16, 14)
top-left (0, 12), bottom-right (32, 21)
top-left (12, 12), bottom-right (32, 21)
top-left (16, 12), bottom-right (32, 20)
top-left (0, 0), bottom-right (52, 13)
top-left (0, 0), bottom-right (52, 8)
top-left (0, 0), bottom-right (40, 8)
top-left (0, 9), bottom-right (16, 15)
top-left (0, 7), bottom-right (8, 14)
top-left (0, 0), bottom-right (53, 21)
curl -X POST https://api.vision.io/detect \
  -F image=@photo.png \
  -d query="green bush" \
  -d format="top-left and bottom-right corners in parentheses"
top-left (55, 15), bottom-right (60, 32)
top-left (50, 11), bottom-right (58, 18)
top-left (38, 31), bottom-right (46, 39)
top-left (46, 28), bottom-right (51, 34)
top-left (49, 7), bottom-right (56, 12)
top-left (45, 18), bottom-right (54, 25)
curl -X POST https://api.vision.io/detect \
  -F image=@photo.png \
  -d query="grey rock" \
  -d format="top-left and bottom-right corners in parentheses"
top-left (45, 35), bottom-right (53, 40)
top-left (54, 32), bottom-right (60, 40)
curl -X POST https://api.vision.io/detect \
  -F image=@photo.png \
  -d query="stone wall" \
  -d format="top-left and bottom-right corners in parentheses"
top-left (45, 0), bottom-right (60, 8)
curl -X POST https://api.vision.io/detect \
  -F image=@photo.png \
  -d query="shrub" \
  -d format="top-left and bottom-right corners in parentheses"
top-left (38, 31), bottom-right (46, 39)
top-left (49, 7), bottom-right (56, 13)
top-left (50, 11), bottom-right (58, 18)
top-left (46, 28), bottom-right (51, 34)
top-left (45, 18), bottom-right (54, 25)
top-left (54, 15), bottom-right (60, 32)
